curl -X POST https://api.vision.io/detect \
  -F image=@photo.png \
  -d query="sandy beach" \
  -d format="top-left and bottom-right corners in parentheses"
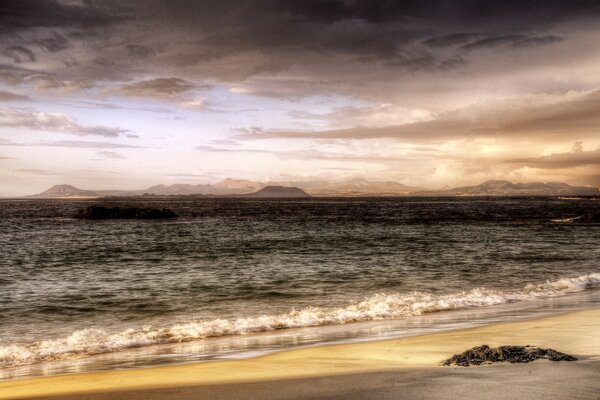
top-left (1, 308), bottom-right (599, 400)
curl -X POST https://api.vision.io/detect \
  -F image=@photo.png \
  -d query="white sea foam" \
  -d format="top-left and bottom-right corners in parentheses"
top-left (1, 273), bottom-right (599, 368)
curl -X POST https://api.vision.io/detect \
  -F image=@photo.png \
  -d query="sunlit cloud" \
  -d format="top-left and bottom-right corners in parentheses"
top-left (2, 1), bottom-right (600, 195)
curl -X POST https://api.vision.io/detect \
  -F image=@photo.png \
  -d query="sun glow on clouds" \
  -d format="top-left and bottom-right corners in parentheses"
top-left (1, 1), bottom-right (600, 196)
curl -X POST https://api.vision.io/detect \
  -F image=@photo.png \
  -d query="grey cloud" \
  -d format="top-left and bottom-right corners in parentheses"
top-left (423, 33), bottom-right (486, 48)
top-left (462, 35), bottom-right (563, 50)
top-left (513, 35), bottom-right (564, 47)
top-left (239, 90), bottom-right (600, 141)
top-left (23, 74), bottom-right (93, 90)
top-left (126, 45), bottom-right (154, 58)
top-left (0, 0), bottom-right (594, 101)
top-left (506, 149), bottom-right (600, 169)
top-left (0, 90), bottom-right (29, 101)
top-left (0, 107), bottom-right (130, 137)
top-left (70, 100), bottom-right (173, 114)
top-left (462, 35), bottom-right (527, 50)
top-left (110, 78), bottom-right (195, 98)
top-left (39, 33), bottom-right (70, 52)
top-left (4, 46), bottom-right (36, 63)
top-left (0, 0), bottom-right (129, 31)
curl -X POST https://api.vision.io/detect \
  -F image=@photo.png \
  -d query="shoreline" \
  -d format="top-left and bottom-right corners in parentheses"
top-left (1, 308), bottom-right (599, 400)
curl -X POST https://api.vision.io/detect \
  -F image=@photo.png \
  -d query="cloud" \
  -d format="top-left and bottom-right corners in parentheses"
top-left (0, 90), bottom-right (29, 101)
top-left (423, 33), bottom-right (486, 48)
top-left (22, 74), bottom-right (93, 91)
top-left (513, 35), bottom-right (564, 47)
top-left (461, 35), bottom-right (563, 50)
top-left (39, 33), bottom-right (70, 52)
top-left (4, 46), bottom-right (36, 63)
top-left (96, 150), bottom-right (126, 159)
top-left (0, 108), bottom-right (130, 137)
top-left (238, 90), bottom-right (600, 141)
top-left (0, 0), bottom-right (595, 103)
top-left (0, 138), bottom-right (142, 148)
top-left (506, 149), bottom-right (600, 169)
top-left (196, 143), bottom-right (421, 164)
top-left (109, 78), bottom-right (195, 98)
top-left (13, 168), bottom-right (60, 176)
top-left (2, 1), bottom-right (600, 190)
top-left (289, 103), bottom-right (434, 128)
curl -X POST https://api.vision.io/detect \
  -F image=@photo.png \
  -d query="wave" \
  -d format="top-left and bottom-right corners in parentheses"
top-left (1, 273), bottom-right (599, 368)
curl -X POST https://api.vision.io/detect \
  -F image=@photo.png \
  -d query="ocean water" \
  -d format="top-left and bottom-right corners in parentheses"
top-left (0, 197), bottom-right (599, 380)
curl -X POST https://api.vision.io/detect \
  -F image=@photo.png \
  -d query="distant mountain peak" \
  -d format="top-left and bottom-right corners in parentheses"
top-left (27, 178), bottom-right (598, 199)
top-left (29, 185), bottom-right (99, 198)
top-left (213, 178), bottom-right (266, 193)
top-left (436, 180), bottom-right (598, 196)
top-left (245, 186), bottom-right (311, 198)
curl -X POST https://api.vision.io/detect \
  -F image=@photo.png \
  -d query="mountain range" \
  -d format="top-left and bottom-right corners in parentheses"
top-left (28, 178), bottom-right (598, 198)
top-left (420, 180), bottom-right (599, 196)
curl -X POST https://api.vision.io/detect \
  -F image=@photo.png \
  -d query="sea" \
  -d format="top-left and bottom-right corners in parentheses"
top-left (0, 197), bottom-right (599, 380)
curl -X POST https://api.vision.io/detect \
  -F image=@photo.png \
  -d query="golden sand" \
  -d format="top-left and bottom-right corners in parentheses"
top-left (1, 308), bottom-right (599, 399)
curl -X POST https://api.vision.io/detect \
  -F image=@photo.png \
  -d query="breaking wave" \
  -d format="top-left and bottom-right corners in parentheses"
top-left (1, 273), bottom-right (599, 368)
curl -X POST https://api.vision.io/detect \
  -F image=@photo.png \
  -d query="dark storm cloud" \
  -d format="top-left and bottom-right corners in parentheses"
top-left (0, 0), bottom-right (593, 99)
top-left (461, 35), bottom-right (563, 50)
top-left (513, 35), bottom-right (564, 47)
top-left (423, 33), bottom-right (486, 48)
top-left (39, 33), bottom-right (71, 52)
top-left (4, 46), bottom-right (36, 63)
top-left (126, 45), bottom-right (155, 59)
top-left (423, 33), bottom-right (563, 50)
top-left (0, 0), bottom-right (129, 31)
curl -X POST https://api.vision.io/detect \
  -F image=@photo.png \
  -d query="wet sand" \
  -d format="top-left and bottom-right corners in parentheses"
top-left (1, 308), bottom-right (599, 400)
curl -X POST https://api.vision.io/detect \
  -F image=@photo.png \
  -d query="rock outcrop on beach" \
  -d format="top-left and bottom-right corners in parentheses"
top-left (75, 206), bottom-right (178, 219)
top-left (442, 345), bottom-right (577, 367)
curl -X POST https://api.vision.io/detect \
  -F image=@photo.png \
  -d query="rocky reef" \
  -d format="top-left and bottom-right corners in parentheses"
top-left (75, 206), bottom-right (178, 219)
top-left (442, 345), bottom-right (577, 367)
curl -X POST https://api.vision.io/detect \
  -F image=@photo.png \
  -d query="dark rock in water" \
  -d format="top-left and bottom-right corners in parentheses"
top-left (442, 345), bottom-right (577, 367)
top-left (75, 206), bottom-right (177, 220)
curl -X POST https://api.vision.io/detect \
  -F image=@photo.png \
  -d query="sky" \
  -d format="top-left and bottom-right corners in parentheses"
top-left (1, 0), bottom-right (600, 196)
